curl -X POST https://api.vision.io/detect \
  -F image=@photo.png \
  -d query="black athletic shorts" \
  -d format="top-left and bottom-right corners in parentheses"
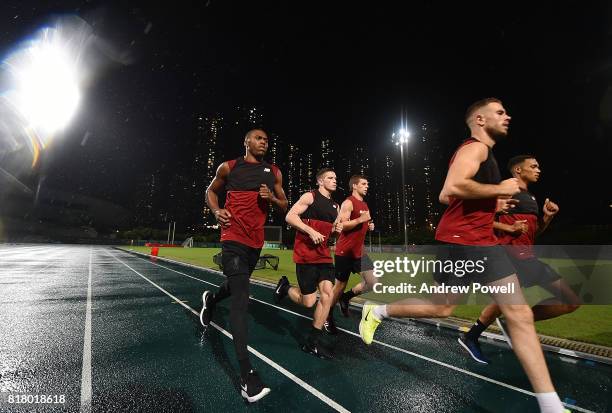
top-left (433, 243), bottom-right (516, 286)
top-left (296, 263), bottom-right (335, 295)
top-left (221, 241), bottom-right (261, 277)
top-left (334, 254), bottom-right (375, 282)
top-left (510, 257), bottom-right (561, 288)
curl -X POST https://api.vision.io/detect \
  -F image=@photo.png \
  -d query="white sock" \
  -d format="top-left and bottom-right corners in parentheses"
top-left (535, 392), bottom-right (564, 413)
top-left (373, 305), bottom-right (388, 320)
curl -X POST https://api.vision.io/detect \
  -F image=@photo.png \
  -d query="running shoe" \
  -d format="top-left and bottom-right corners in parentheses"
top-left (302, 341), bottom-right (334, 360)
top-left (323, 313), bottom-right (338, 335)
top-left (496, 317), bottom-right (513, 349)
top-left (359, 303), bottom-right (381, 345)
top-left (339, 292), bottom-right (351, 317)
top-left (457, 335), bottom-right (490, 364)
top-left (274, 276), bottom-right (289, 304)
top-left (199, 290), bottom-right (215, 327)
top-left (240, 370), bottom-right (270, 403)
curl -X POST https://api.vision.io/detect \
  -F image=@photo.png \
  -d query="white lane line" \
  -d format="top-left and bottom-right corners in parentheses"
top-left (80, 248), bottom-right (93, 413)
top-left (121, 251), bottom-right (595, 413)
top-left (106, 250), bottom-right (350, 413)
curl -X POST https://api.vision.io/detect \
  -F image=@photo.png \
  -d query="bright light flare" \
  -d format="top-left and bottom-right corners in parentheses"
top-left (0, 16), bottom-right (95, 174)
top-left (392, 128), bottom-right (410, 145)
top-left (11, 32), bottom-right (81, 136)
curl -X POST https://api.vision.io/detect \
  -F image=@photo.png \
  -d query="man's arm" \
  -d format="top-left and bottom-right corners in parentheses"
top-left (285, 192), bottom-right (325, 244)
top-left (206, 162), bottom-right (231, 227)
top-left (259, 169), bottom-right (288, 212)
top-left (494, 220), bottom-right (528, 235)
top-left (438, 142), bottom-right (520, 202)
top-left (536, 198), bottom-right (559, 236)
top-left (338, 199), bottom-right (370, 231)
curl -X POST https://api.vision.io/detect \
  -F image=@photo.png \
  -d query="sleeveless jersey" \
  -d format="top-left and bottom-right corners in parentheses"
top-left (293, 190), bottom-right (339, 264)
top-left (220, 157), bottom-right (279, 249)
top-left (435, 138), bottom-right (501, 246)
top-left (335, 195), bottom-right (370, 259)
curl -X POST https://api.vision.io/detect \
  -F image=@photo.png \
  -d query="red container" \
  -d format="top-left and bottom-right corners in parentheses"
top-left (151, 246), bottom-right (159, 256)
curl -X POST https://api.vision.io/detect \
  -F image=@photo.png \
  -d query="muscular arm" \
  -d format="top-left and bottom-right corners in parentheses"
top-left (439, 142), bottom-right (513, 202)
top-left (271, 169), bottom-right (288, 212)
top-left (338, 199), bottom-right (369, 231)
top-left (205, 162), bottom-right (231, 225)
top-left (285, 192), bottom-right (316, 235)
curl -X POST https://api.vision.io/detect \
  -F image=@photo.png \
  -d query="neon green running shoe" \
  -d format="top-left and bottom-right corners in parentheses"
top-left (359, 303), bottom-right (381, 345)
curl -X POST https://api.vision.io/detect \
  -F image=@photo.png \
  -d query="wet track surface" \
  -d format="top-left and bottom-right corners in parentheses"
top-left (0, 245), bottom-right (610, 412)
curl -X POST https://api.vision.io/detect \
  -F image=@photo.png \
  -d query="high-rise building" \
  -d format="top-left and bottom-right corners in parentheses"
top-left (196, 114), bottom-right (223, 228)
top-left (299, 152), bottom-right (314, 193)
top-left (320, 138), bottom-right (334, 169)
top-left (286, 143), bottom-right (300, 207)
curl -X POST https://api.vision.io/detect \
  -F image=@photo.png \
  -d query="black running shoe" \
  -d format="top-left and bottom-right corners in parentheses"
top-left (199, 291), bottom-right (215, 327)
top-left (323, 313), bottom-right (338, 335)
top-left (457, 335), bottom-right (490, 364)
top-left (274, 276), bottom-right (289, 304)
top-left (339, 293), bottom-right (350, 317)
top-left (302, 341), bottom-right (334, 360)
top-left (240, 370), bottom-right (270, 403)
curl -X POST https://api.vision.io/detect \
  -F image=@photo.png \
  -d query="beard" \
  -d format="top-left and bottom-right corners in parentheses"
top-left (486, 125), bottom-right (509, 142)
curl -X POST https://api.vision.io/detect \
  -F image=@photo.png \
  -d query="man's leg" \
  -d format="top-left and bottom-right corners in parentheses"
top-left (457, 302), bottom-right (502, 364)
top-left (359, 290), bottom-right (459, 345)
top-left (531, 279), bottom-right (581, 321)
top-left (303, 279), bottom-right (335, 359)
top-left (489, 275), bottom-right (565, 412)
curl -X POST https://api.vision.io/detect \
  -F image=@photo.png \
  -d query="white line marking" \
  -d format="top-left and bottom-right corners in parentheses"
top-left (80, 248), bottom-right (93, 413)
top-left (120, 250), bottom-right (596, 413)
top-left (106, 250), bottom-right (349, 413)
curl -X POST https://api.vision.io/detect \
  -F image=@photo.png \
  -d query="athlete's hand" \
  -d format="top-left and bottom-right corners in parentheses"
top-left (259, 184), bottom-right (274, 200)
top-left (308, 229), bottom-right (326, 245)
top-left (214, 209), bottom-right (232, 227)
top-left (358, 210), bottom-right (371, 223)
top-left (496, 197), bottom-right (519, 214)
top-left (498, 178), bottom-right (520, 197)
top-left (333, 221), bottom-right (344, 234)
top-left (543, 198), bottom-right (559, 217)
top-left (510, 220), bottom-right (529, 235)
top-left (368, 221), bottom-right (375, 231)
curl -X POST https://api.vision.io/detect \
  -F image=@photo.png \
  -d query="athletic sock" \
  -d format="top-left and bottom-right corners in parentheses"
top-left (465, 319), bottom-right (487, 341)
top-left (343, 290), bottom-right (357, 301)
top-left (373, 305), bottom-right (388, 320)
top-left (239, 358), bottom-right (253, 380)
top-left (535, 392), bottom-right (564, 413)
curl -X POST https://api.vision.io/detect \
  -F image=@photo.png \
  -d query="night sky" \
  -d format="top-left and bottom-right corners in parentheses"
top-left (1, 1), bottom-right (611, 226)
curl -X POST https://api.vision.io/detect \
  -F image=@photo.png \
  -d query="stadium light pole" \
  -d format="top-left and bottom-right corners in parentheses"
top-left (392, 128), bottom-right (410, 252)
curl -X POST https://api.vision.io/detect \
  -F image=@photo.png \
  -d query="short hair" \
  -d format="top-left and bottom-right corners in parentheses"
top-left (507, 154), bottom-right (535, 173)
top-left (244, 128), bottom-right (267, 141)
top-left (316, 168), bottom-right (335, 181)
top-left (348, 174), bottom-right (367, 191)
top-left (465, 97), bottom-right (502, 123)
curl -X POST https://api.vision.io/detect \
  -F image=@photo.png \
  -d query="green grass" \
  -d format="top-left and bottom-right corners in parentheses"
top-left (120, 246), bottom-right (612, 348)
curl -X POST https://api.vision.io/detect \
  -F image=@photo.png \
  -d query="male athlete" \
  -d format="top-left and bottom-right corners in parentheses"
top-left (325, 174), bottom-right (376, 334)
top-left (274, 168), bottom-right (342, 359)
top-left (200, 129), bottom-right (288, 403)
top-left (359, 98), bottom-right (570, 413)
top-left (459, 155), bottom-right (580, 364)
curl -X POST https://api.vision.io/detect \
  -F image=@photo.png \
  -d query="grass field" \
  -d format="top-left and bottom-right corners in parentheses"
top-left (122, 246), bottom-right (612, 347)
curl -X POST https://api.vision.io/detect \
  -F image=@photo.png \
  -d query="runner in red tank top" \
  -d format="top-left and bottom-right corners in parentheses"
top-left (325, 175), bottom-right (377, 334)
top-left (358, 99), bottom-right (567, 413)
top-left (199, 129), bottom-right (288, 403)
top-left (274, 168), bottom-right (342, 359)
top-left (461, 155), bottom-right (580, 362)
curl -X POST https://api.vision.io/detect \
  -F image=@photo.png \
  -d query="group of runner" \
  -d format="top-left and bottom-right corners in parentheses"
top-left (198, 98), bottom-right (578, 412)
